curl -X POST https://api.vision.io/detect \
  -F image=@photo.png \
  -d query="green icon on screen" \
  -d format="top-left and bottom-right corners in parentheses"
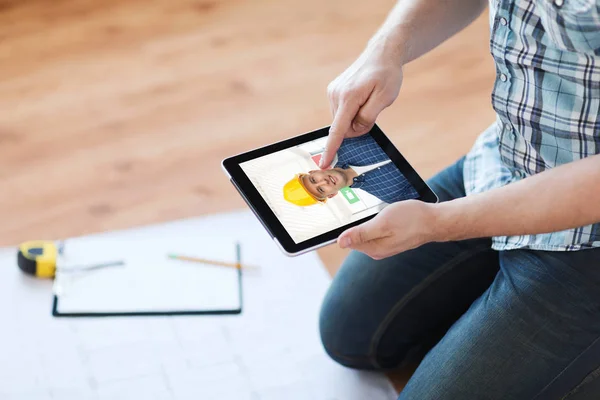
top-left (340, 187), bottom-right (360, 204)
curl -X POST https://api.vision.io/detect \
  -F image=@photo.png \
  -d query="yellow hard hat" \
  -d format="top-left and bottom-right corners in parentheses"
top-left (283, 174), bottom-right (325, 207)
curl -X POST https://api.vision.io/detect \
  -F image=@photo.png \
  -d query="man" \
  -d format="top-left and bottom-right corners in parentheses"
top-left (318, 0), bottom-right (600, 398)
top-left (282, 135), bottom-right (418, 207)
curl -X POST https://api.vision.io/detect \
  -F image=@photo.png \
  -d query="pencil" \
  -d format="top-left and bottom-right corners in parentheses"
top-left (167, 254), bottom-right (254, 270)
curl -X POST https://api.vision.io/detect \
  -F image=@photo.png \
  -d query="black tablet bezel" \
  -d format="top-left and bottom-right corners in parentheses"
top-left (222, 124), bottom-right (438, 255)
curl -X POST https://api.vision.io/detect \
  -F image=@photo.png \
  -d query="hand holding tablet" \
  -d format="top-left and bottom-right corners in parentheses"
top-left (336, 197), bottom-right (440, 259)
top-left (221, 124), bottom-right (438, 256)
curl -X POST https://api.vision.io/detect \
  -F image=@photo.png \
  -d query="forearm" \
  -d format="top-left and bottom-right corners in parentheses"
top-left (434, 154), bottom-right (600, 242)
top-left (368, 0), bottom-right (488, 65)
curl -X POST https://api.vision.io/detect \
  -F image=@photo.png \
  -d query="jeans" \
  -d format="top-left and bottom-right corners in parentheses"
top-left (319, 157), bottom-right (600, 399)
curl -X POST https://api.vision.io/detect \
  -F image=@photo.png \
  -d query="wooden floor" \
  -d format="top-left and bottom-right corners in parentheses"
top-left (0, 0), bottom-right (496, 393)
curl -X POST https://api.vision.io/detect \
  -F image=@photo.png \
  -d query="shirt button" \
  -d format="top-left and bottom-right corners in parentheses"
top-left (500, 17), bottom-right (507, 26)
top-left (500, 73), bottom-right (508, 82)
top-left (554, 0), bottom-right (563, 6)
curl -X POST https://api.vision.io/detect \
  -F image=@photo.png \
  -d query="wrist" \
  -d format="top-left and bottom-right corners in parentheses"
top-left (366, 30), bottom-right (410, 68)
top-left (428, 200), bottom-right (463, 243)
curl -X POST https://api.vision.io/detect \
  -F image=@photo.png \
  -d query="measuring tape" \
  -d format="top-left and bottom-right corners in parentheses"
top-left (17, 240), bottom-right (124, 278)
top-left (17, 240), bottom-right (62, 279)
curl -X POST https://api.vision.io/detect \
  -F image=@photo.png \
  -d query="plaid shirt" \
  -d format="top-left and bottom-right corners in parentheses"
top-left (463, 0), bottom-right (600, 250)
top-left (335, 135), bottom-right (419, 204)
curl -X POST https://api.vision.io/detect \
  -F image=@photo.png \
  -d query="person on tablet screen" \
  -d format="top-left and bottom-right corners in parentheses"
top-left (282, 135), bottom-right (418, 207)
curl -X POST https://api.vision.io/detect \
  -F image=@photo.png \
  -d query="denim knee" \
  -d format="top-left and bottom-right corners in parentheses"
top-left (319, 287), bottom-right (377, 370)
top-left (318, 269), bottom-right (383, 369)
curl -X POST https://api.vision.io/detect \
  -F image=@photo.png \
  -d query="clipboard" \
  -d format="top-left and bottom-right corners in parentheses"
top-left (51, 237), bottom-right (243, 318)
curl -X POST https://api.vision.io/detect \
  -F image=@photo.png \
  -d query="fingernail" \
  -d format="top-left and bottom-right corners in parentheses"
top-left (319, 152), bottom-right (327, 168)
top-left (340, 237), bottom-right (351, 248)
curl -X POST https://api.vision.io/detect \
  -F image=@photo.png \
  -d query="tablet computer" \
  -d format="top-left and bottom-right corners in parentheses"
top-left (221, 124), bottom-right (438, 256)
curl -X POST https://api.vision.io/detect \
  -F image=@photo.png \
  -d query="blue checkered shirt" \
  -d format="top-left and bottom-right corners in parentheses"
top-left (334, 135), bottom-right (419, 204)
top-left (463, 0), bottom-right (600, 250)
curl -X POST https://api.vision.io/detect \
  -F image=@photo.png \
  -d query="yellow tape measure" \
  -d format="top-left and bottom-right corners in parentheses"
top-left (17, 240), bottom-right (61, 279)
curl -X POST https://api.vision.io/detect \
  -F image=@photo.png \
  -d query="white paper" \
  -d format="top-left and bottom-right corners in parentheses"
top-left (53, 235), bottom-right (241, 314)
top-left (0, 210), bottom-right (397, 400)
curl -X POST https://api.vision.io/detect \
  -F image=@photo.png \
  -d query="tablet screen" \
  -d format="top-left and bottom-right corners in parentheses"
top-left (239, 133), bottom-right (419, 244)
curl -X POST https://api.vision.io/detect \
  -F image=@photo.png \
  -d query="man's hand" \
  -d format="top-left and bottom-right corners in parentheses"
top-left (320, 44), bottom-right (405, 169)
top-left (338, 153), bottom-right (600, 260)
top-left (319, 0), bottom-right (489, 170)
top-left (338, 200), bottom-right (439, 259)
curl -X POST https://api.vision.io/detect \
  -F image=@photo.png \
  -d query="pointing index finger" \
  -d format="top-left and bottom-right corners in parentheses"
top-left (320, 102), bottom-right (358, 169)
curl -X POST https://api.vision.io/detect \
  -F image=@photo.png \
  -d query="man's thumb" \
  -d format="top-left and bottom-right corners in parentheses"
top-left (339, 224), bottom-right (374, 249)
